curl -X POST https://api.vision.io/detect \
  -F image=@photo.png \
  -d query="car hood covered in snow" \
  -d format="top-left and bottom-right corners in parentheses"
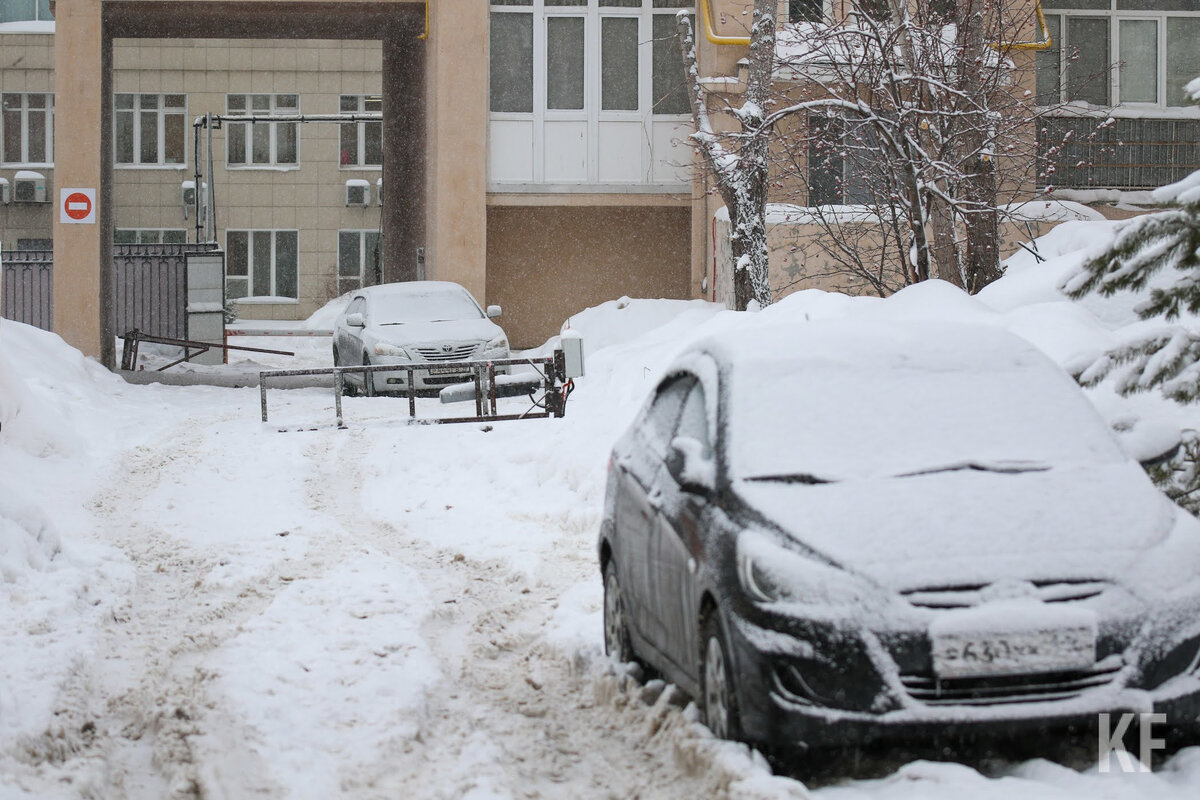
top-left (734, 462), bottom-right (1198, 597)
top-left (369, 317), bottom-right (503, 346)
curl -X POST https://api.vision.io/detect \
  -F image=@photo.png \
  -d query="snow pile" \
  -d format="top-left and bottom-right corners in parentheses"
top-left (0, 321), bottom-right (136, 746)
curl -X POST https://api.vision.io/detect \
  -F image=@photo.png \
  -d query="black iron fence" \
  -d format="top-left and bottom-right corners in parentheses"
top-left (1, 250), bottom-right (54, 331)
top-left (1039, 117), bottom-right (1200, 190)
top-left (1, 243), bottom-right (219, 338)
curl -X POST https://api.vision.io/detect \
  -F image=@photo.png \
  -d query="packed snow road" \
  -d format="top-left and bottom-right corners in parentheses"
top-left (5, 283), bottom-right (1200, 799)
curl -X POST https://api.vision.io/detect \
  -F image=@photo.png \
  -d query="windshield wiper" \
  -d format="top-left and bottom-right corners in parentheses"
top-left (896, 460), bottom-right (1051, 478)
top-left (745, 473), bottom-right (833, 485)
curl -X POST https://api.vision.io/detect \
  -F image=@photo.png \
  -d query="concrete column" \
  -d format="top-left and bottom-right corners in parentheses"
top-left (52, 0), bottom-right (111, 365)
top-left (382, 10), bottom-right (426, 285)
top-left (426, 0), bottom-right (488, 302)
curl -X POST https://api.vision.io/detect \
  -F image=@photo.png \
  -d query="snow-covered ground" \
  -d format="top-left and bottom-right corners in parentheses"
top-left (4, 222), bottom-right (1200, 798)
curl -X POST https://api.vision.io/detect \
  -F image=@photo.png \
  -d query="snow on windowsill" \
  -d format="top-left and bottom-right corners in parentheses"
top-left (1041, 103), bottom-right (1200, 120)
top-left (115, 164), bottom-right (190, 171)
top-left (1047, 189), bottom-right (1164, 207)
top-left (0, 21), bottom-right (55, 34)
top-left (232, 297), bottom-right (299, 305)
top-left (713, 200), bottom-right (1108, 226)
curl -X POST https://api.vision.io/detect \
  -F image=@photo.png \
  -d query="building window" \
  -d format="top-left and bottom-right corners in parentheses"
top-left (807, 113), bottom-right (874, 206)
top-left (339, 95), bottom-right (382, 167)
top-left (337, 230), bottom-right (381, 294)
top-left (225, 230), bottom-right (299, 300)
top-left (1038, 6), bottom-right (1200, 108)
top-left (115, 229), bottom-right (188, 245)
top-left (789, 1), bottom-right (823, 23)
top-left (1, 93), bottom-right (53, 166)
top-left (488, 0), bottom-right (694, 186)
top-left (115, 94), bottom-right (187, 166)
top-left (226, 94), bottom-right (299, 167)
top-left (0, 0), bottom-right (53, 23)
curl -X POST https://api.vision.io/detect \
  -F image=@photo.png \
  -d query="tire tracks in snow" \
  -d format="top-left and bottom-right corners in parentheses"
top-left (6, 412), bottom-right (300, 799)
top-left (294, 428), bottom-right (792, 799)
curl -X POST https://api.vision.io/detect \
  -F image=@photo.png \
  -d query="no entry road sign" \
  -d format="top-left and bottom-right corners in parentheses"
top-left (60, 188), bottom-right (96, 224)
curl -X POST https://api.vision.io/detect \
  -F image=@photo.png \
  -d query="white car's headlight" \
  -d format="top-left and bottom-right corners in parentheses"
top-left (485, 335), bottom-right (509, 353)
top-left (374, 342), bottom-right (411, 358)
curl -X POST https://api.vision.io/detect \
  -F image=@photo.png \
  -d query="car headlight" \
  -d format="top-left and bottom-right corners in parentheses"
top-left (485, 335), bottom-right (509, 353)
top-left (737, 531), bottom-right (879, 609)
top-left (374, 342), bottom-right (411, 358)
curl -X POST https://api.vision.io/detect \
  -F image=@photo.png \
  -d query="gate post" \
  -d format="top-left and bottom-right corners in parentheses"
top-left (186, 251), bottom-right (226, 366)
top-left (52, 0), bottom-right (111, 364)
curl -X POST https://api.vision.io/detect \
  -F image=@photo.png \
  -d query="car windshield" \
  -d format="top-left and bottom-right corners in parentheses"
top-left (728, 355), bottom-right (1127, 483)
top-left (371, 288), bottom-right (483, 325)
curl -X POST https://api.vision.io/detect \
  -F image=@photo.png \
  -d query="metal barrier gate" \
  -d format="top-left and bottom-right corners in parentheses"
top-left (259, 351), bottom-right (576, 428)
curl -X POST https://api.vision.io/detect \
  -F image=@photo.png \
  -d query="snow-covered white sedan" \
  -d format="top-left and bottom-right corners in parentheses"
top-left (598, 319), bottom-right (1200, 755)
top-left (332, 281), bottom-right (509, 395)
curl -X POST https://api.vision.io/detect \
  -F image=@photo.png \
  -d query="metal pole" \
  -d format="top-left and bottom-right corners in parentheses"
top-left (193, 117), bottom-right (203, 243)
top-left (205, 113), bottom-right (216, 242)
top-left (260, 377), bottom-right (270, 423)
top-left (407, 367), bottom-right (416, 418)
top-left (334, 371), bottom-right (344, 428)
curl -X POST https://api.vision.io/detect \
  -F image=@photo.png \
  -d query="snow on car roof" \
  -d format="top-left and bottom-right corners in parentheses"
top-left (690, 319), bottom-right (1127, 482)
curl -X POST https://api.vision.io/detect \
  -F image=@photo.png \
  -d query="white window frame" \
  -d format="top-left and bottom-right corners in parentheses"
top-left (488, 0), bottom-right (692, 189)
top-left (225, 94), bottom-right (300, 169)
top-left (1, 92), bottom-right (53, 166)
top-left (114, 93), bottom-right (188, 168)
top-left (337, 229), bottom-right (381, 294)
top-left (1041, 5), bottom-right (1200, 111)
top-left (339, 95), bottom-right (383, 169)
top-left (0, 0), bottom-right (54, 23)
top-left (225, 229), bottom-right (300, 301)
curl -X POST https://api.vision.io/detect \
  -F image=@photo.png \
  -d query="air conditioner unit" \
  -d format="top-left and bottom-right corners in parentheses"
top-left (345, 179), bottom-right (370, 207)
top-left (13, 170), bottom-right (47, 204)
top-left (0, 177), bottom-right (9, 205)
top-left (376, 177), bottom-right (383, 207)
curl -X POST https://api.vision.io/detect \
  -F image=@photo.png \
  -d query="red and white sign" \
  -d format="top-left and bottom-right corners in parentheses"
top-left (60, 188), bottom-right (96, 224)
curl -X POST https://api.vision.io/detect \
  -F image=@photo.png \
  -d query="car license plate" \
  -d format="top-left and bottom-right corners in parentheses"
top-left (931, 625), bottom-right (1096, 679)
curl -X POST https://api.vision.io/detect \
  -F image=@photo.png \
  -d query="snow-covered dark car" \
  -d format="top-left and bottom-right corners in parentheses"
top-left (333, 281), bottom-right (509, 395)
top-left (597, 320), bottom-right (1200, 754)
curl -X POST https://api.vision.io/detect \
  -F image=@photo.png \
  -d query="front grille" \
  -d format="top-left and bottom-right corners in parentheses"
top-left (900, 661), bottom-right (1122, 707)
top-left (902, 579), bottom-right (1111, 610)
top-left (413, 343), bottom-right (479, 362)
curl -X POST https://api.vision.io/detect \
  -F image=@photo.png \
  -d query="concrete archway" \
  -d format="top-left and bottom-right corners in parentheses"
top-left (52, 0), bottom-right (485, 367)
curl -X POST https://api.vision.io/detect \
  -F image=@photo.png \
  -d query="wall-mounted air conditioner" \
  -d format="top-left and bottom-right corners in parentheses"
top-left (182, 180), bottom-right (208, 223)
top-left (376, 177), bottom-right (383, 207)
top-left (345, 179), bottom-right (370, 207)
top-left (0, 177), bottom-right (9, 205)
top-left (13, 170), bottom-right (47, 204)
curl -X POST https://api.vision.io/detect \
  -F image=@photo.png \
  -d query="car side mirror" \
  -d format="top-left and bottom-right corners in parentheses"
top-left (669, 436), bottom-right (715, 495)
top-left (486, 305), bottom-right (502, 319)
top-left (345, 312), bottom-right (366, 328)
top-left (1114, 417), bottom-right (1182, 468)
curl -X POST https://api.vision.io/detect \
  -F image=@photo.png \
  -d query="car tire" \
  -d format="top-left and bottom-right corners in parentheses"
top-left (700, 611), bottom-right (742, 741)
top-left (603, 560), bottom-right (634, 663)
top-left (362, 353), bottom-right (375, 397)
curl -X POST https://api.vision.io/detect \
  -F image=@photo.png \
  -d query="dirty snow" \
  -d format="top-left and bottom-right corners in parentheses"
top-left (4, 214), bottom-right (1200, 797)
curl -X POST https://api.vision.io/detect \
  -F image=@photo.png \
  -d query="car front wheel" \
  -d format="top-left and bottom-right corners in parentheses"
top-left (701, 612), bottom-right (741, 741)
top-left (603, 560), bottom-right (634, 663)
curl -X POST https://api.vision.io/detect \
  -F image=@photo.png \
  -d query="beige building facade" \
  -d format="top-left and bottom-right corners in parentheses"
top-left (8, 1), bottom-right (1152, 364)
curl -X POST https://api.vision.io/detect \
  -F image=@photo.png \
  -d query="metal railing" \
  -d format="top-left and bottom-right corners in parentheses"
top-left (259, 352), bottom-right (572, 429)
